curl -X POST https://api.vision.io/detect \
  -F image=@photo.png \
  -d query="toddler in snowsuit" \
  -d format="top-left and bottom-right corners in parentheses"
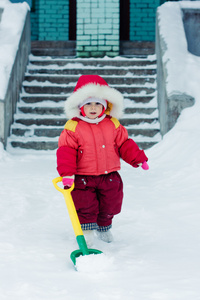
top-left (57, 75), bottom-right (149, 244)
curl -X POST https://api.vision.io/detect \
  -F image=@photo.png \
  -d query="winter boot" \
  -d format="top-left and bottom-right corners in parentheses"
top-left (96, 229), bottom-right (113, 243)
top-left (83, 230), bottom-right (95, 247)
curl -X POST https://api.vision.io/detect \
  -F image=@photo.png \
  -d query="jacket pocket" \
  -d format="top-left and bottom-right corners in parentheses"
top-left (108, 171), bottom-right (123, 185)
top-left (77, 148), bottom-right (83, 162)
top-left (114, 144), bottom-right (120, 157)
top-left (74, 175), bottom-right (87, 190)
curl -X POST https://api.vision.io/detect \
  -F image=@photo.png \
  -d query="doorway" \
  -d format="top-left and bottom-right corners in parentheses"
top-left (120, 0), bottom-right (130, 40)
top-left (69, 0), bottom-right (76, 40)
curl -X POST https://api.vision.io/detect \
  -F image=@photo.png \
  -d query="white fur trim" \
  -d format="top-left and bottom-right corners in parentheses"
top-left (64, 83), bottom-right (124, 119)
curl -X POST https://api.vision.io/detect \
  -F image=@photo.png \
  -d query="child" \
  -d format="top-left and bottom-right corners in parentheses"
top-left (57, 75), bottom-right (149, 245)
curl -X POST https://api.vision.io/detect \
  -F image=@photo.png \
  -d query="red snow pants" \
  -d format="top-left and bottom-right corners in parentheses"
top-left (71, 172), bottom-right (123, 227)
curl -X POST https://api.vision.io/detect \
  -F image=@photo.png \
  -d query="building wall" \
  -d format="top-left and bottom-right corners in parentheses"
top-left (31, 0), bottom-right (69, 40)
top-left (130, 0), bottom-right (161, 41)
top-left (31, 0), bottom-right (39, 40)
top-left (76, 0), bottom-right (120, 57)
top-left (29, 0), bottom-right (166, 55)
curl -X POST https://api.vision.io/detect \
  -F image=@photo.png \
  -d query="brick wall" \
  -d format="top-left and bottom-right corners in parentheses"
top-left (130, 0), bottom-right (160, 41)
top-left (31, 0), bottom-right (39, 40)
top-left (30, 0), bottom-right (164, 48)
top-left (31, 0), bottom-right (69, 41)
top-left (76, 0), bottom-right (120, 57)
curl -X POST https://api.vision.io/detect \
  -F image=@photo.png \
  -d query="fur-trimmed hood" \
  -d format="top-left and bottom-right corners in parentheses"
top-left (64, 75), bottom-right (124, 119)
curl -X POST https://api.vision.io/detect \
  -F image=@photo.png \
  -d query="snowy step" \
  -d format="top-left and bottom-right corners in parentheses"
top-left (31, 40), bottom-right (76, 57)
top-left (29, 55), bottom-right (157, 68)
top-left (17, 105), bottom-right (157, 116)
top-left (28, 67), bottom-right (157, 76)
top-left (21, 95), bottom-right (67, 103)
top-left (22, 85), bottom-right (156, 96)
top-left (8, 140), bottom-right (159, 151)
top-left (24, 74), bottom-right (156, 86)
top-left (20, 94), bottom-right (156, 104)
top-left (8, 139), bottom-right (58, 151)
top-left (13, 115), bottom-right (158, 127)
top-left (17, 105), bottom-right (64, 115)
top-left (8, 134), bottom-right (160, 151)
top-left (124, 107), bottom-right (156, 114)
top-left (10, 125), bottom-right (160, 139)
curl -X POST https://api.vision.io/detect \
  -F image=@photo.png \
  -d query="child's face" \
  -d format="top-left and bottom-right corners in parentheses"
top-left (83, 102), bottom-right (103, 119)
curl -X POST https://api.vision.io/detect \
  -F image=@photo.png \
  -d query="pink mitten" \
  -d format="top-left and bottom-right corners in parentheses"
top-left (62, 177), bottom-right (74, 188)
top-left (141, 161), bottom-right (149, 170)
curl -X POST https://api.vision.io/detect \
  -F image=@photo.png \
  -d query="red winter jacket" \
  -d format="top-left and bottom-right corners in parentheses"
top-left (57, 116), bottom-right (148, 177)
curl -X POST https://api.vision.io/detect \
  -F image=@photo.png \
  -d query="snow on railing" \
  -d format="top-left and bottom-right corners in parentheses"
top-left (0, 1), bottom-right (30, 147)
top-left (155, 1), bottom-right (200, 136)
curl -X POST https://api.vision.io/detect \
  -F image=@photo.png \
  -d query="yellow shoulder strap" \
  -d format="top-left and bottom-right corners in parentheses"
top-left (110, 117), bottom-right (120, 129)
top-left (64, 119), bottom-right (78, 132)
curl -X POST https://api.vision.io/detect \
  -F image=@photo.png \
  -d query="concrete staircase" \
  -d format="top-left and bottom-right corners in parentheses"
top-left (7, 53), bottom-right (161, 152)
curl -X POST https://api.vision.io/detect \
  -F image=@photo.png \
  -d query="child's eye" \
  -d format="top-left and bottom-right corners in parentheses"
top-left (85, 102), bottom-right (91, 105)
top-left (96, 102), bottom-right (101, 105)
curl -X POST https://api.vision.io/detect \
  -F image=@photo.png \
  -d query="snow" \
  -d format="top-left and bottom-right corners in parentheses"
top-left (75, 253), bottom-right (114, 273)
top-left (158, 1), bottom-right (200, 96)
top-left (1, 101), bottom-right (200, 298)
top-left (0, 1), bottom-right (200, 299)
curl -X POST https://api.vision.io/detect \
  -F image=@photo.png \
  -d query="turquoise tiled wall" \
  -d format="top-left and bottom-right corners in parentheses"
top-left (30, 0), bottom-right (39, 40)
top-left (31, 0), bottom-right (69, 41)
top-left (76, 0), bottom-right (120, 57)
top-left (30, 0), bottom-right (164, 53)
top-left (130, 0), bottom-right (161, 41)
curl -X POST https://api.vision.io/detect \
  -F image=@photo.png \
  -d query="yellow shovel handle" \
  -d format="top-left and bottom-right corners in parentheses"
top-left (52, 177), bottom-right (83, 237)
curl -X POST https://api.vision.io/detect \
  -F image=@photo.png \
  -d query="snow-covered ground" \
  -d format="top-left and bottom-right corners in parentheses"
top-left (1, 95), bottom-right (200, 299)
top-left (0, 1), bottom-right (200, 299)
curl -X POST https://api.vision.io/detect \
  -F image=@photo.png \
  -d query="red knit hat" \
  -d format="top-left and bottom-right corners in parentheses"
top-left (73, 75), bottom-right (109, 93)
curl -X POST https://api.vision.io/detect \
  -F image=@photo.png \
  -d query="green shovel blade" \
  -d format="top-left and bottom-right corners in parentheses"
top-left (70, 235), bottom-right (102, 265)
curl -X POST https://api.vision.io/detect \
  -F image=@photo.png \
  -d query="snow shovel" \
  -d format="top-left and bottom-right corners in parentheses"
top-left (52, 177), bottom-right (102, 265)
